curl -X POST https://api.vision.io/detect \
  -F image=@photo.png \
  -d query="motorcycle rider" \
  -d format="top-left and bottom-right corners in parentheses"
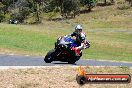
top-left (71, 24), bottom-right (90, 56)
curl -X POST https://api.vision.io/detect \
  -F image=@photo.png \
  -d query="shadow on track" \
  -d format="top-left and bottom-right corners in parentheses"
top-left (52, 62), bottom-right (77, 65)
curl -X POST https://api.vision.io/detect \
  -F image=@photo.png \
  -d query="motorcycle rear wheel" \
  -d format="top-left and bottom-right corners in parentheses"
top-left (68, 56), bottom-right (80, 64)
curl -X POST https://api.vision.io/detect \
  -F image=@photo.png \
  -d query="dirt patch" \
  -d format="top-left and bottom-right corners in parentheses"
top-left (0, 66), bottom-right (131, 88)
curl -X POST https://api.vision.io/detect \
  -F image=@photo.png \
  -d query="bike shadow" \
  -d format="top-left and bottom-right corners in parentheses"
top-left (52, 62), bottom-right (77, 65)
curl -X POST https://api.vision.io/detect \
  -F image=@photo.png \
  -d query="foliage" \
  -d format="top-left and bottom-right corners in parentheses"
top-left (0, 13), bottom-right (4, 22)
top-left (117, 4), bottom-right (131, 10)
top-left (80, 0), bottom-right (97, 11)
top-left (117, 0), bottom-right (131, 10)
top-left (10, 7), bottom-right (30, 23)
top-left (125, 0), bottom-right (132, 6)
top-left (0, 0), bottom-right (131, 23)
top-left (43, 0), bottom-right (56, 12)
top-left (62, 0), bottom-right (80, 18)
top-left (44, 0), bottom-right (80, 18)
top-left (1, 0), bottom-right (14, 14)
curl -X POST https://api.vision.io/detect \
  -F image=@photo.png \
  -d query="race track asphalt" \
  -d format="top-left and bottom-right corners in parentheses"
top-left (0, 54), bottom-right (132, 67)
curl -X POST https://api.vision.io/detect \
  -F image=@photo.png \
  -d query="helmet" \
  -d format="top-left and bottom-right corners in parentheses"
top-left (75, 25), bottom-right (83, 32)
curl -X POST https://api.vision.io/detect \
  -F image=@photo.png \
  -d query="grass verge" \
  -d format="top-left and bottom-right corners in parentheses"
top-left (0, 66), bottom-right (131, 88)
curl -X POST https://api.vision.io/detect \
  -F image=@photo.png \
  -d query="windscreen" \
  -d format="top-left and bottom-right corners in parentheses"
top-left (59, 36), bottom-right (77, 47)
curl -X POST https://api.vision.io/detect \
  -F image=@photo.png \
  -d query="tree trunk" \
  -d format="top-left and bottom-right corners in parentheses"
top-left (88, 6), bottom-right (91, 12)
top-left (36, 3), bottom-right (40, 22)
top-left (111, 0), bottom-right (115, 4)
top-left (130, 0), bottom-right (132, 7)
top-left (33, 2), bottom-right (40, 22)
top-left (60, 0), bottom-right (63, 16)
top-left (104, 0), bottom-right (107, 5)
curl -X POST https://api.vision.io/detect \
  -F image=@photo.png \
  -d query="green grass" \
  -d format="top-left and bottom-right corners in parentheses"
top-left (0, 4), bottom-right (132, 61)
top-left (0, 24), bottom-right (57, 55)
top-left (83, 28), bottom-right (132, 61)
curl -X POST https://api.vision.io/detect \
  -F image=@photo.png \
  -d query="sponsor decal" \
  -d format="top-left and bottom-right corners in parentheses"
top-left (76, 66), bottom-right (131, 85)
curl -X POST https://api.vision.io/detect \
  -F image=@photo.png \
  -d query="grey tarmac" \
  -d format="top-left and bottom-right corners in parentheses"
top-left (0, 54), bottom-right (132, 67)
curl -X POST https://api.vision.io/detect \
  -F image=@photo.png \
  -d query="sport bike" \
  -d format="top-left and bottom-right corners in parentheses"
top-left (44, 35), bottom-right (90, 64)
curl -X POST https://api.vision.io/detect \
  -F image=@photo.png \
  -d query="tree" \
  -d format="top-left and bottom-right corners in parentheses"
top-left (0, 13), bottom-right (4, 22)
top-left (104, 0), bottom-right (107, 5)
top-left (110, 0), bottom-right (115, 4)
top-left (103, 0), bottom-right (115, 5)
top-left (80, 0), bottom-right (97, 11)
top-left (26, 0), bottom-right (46, 23)
top-left (0, 2), bottom-right (5, 22)
top-left (43, 0), bottom-right (80, 18)
top-left (126, 0), bottom-right (132, 6)
top-left (55, 0), bottom-right (63, 14)
top-left (62, 0), bottom-right (80, 18)
top-left (1, 0), bottom-right (19, 14)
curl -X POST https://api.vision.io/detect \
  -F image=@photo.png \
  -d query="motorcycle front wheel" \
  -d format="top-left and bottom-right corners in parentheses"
top-left (44, 49), bottom-right (55, 63)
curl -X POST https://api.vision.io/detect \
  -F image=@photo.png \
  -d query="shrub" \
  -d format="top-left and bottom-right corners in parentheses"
top-left (10, 7), bottom-right (31, 23)
top-left (0, 13), bottom-right (5, 22)
top-left (117, 1), bottom-right (131, 10)
top-left (62, 0), bottom-right (80, 18)
top-left (80, 0), bottom-right (97, 11)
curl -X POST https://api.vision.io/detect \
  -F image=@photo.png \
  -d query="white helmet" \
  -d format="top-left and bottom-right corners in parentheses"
top-left (75, 25), bottom-right (83, 31)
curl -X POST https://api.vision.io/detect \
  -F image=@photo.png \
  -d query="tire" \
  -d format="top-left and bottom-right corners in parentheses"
top-left (44, 49), bottom-right (55, 63)
top-left (68, 56), bottom-right (80, 64)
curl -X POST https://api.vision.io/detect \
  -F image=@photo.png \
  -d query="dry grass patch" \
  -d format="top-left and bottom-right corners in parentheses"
top-left (0, 66), bottom-right (131, 88)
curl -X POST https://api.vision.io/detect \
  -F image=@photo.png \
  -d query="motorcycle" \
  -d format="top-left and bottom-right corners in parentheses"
top-left (44, 35), bottom-right (90, 64)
